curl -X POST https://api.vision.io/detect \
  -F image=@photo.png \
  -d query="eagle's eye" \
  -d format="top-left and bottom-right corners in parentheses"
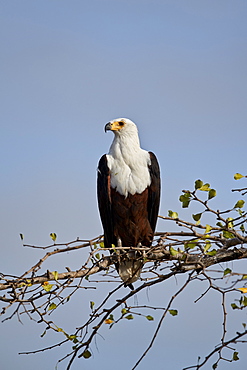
top-left (118, 121), bottom-right (125, 126)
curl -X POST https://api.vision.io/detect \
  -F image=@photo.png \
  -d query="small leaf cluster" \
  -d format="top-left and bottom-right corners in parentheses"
top-left (179, 180), bottom-right (217, 208)
top-left (231, 292), bottom-right (247, 310)
top-left (104, 307), bottom-right (155, 329)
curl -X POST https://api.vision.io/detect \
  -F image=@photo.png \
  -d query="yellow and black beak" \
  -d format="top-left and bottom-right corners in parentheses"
top-left (104, 122), bottom-right (112, 132)
top-left (104, 121), bottom-right (124, 132)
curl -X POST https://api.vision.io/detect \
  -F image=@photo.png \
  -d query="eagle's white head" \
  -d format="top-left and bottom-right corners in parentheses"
top-left (104, 118), bottom-right (139, 138)
top-left (105, 118), bottom-right (151, 196)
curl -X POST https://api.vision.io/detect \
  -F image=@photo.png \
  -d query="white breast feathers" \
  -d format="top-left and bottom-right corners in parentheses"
top-left (106, 141), bottom-right (151, 197)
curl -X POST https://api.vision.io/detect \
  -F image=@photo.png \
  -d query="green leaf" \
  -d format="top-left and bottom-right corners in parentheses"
top-left (17, 282), bottom-right (26, 288)
top-left (205, 224), bottom-right (212, 234)
top-left (182, 200), bottom-right (190, 208)
top-left (25, 279), bottom-right (32, 287)
top-left (95, 253), bottom-right (100, 259)
top-left (168, 309), bottom-right (178, 316)
top-left (199, 183), bottom-right (211, 191)
top-left (82, 350), bottom-right (92, 359)
top-left (185, 241), bottom-right (197, 250)
top-left (232, 351), bottom-right (239, 361)
top-left (146, 315), bottom-right (154, 321)
top-left (169, 247), bottom-right (179, 257)
top-left (234, 173), bottom-right (244, 180)
top-left (192, 213), bottom-right (202, 222)
top-left (237, 208), bottom-right (244, 216)
top-left (242, 275), bottom-right (247, 280)
top-left (121, 308), bottom-right (127, 315)
top-left (125, 314), bottom-right (134, 320)
top-left (240, 224), bottom-right (245, 233)
top-left (223, 230), bottom-right (234, 239)
top-left (223, 268), bottom-right (232, 276)
top-left (204, 242), bottom-right (211, 253)
top-left (208, 189), bottom-right (216, 200)
top-left (216, 222), bottom-right (224, 228)
top-left (52, 271), bottom-right (58, 281)
top-left (20, 233), bottom-right (24, 240)
top-left (242, 295), bottom-right (247, 307)
top-left (48, 303), bottom-right (57, 311)
top-left (234, 200), bottom-right (245, 209)
top-left (90, 301), bottom-right (95, 310)
top-left (168, 210), bottom-right (178, 219)
top-left (67, 335), bottom-right (78, 343)
top-left (212, 363), bottom-right (218, 369)
top-left (179, 192), bottom-right (191, 208)
top-left (231, 303), bottom-right (239, 310)
top-left (195, 179), bottom-right (203, 190)
top-left (226, 217), bottom-right (234, 228)
top-left (206, 249), bottom-right (217, 256)
top-left (50, 233), bottom-right (57, 242)
top-left (99, 242), bottom-right (105, 248)
top-left (42, 283), bottom-right (54, 292)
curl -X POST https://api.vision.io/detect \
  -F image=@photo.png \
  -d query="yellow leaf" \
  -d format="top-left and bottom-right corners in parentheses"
top-left (104, 319), bottom-right (114, 324)
top-left (204, 242), bottom-right (211, 253)
top-left (168, 210), bottom-right (178, 219)
top-left (52, 271), bottom-right (58, 281)
top-left (238, 288), bottom-right (247, 293)
top-left (82, 350), bottom-right (91, 359)
top-left (50, 232), bottom-right (57, 242)
top-left (234, 173), bottom-right (244, 180)
top-left (48, 303), bottom-right (57, 310)
top-left (42, 283), bottom-right (54, 292)
top-left (17, 282), bottom-right (26, 288)
top-left (205, 224), bottom-right (212, 234)
top-left (169, 246), bottom-right (180, 257)
top-left (208, 189), bottom-right (216, 200)
top-left (199, 183), bottom-right (210, 191)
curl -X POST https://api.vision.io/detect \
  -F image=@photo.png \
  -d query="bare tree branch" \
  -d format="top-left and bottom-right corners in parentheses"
top-left (1, 177), bottom-right (247, 369)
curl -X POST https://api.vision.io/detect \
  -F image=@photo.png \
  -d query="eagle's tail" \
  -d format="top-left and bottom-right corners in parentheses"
top-left (117, 258), bottom-right (143, 290)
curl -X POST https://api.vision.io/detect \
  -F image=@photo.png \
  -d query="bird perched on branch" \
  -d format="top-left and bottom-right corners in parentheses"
top-left (97, 118), bottom-right (160, 289)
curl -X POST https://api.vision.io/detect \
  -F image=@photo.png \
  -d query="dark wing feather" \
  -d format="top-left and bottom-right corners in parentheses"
top-left (148, 152), bottom-right (161, 232)
top-left (97, 155), bottom-right (115, 248)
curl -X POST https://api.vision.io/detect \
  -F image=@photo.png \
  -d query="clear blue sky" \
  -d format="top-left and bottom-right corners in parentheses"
top-left (1, 1), bottom-right (247, 369)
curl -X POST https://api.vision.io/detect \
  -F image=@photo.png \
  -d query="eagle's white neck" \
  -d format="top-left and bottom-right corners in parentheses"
top-left (106, 128), bottom-right (151, 197)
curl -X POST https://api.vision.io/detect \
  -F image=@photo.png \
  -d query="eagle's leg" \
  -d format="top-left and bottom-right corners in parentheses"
top-left (116, 237), bottom-right (122, 256)
top-left (116, 237), bottom-right (123, 268)
top-left (129, 242), bottom-right (142, 259)
top-left (115, 238), bottom-right (142, 289)
top-left (117, 237), bottom-right (122, 248)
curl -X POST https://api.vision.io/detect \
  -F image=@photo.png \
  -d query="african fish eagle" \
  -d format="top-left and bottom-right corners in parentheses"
top-left (97, 118), bottom-right (160, 289)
